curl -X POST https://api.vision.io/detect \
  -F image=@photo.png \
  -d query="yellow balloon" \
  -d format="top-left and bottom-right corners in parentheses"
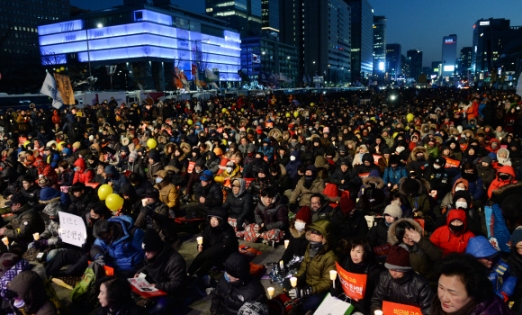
top-left (105, 193), bottom-right (124, 211)
top-left (187, 119), bottom-right (193, 125)
top-left (147, 138), bottom-right (157, 149)
top-left (98, 184), bottom-right (113, 201)
top-left (406, 113), bottom-right (414, 123)
top-left (60, 66), bottom-right (65, 71)
top-left (310, 102), bottom-right (315, 107)
top-left (293, 110), bottom-right (299, 118)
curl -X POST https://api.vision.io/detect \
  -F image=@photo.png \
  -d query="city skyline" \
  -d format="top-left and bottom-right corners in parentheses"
top-left (71, 0), bottom-right (522, 67)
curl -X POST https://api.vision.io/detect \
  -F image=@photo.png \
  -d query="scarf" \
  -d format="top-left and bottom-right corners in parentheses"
top-left (430, 295), bottom-right (478, 315)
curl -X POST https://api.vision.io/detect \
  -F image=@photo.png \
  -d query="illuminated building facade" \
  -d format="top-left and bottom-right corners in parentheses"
top-left (38, 5), bottom-right (241, 90)
top-left (441, 34), bottom-right (457, 79)
top-left (205, 0), bottom-right (261, 37)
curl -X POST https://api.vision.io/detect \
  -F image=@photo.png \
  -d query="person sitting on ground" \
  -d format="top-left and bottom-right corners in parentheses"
top-left (430, 253), bottom-right (515, 315)
top-left (288, 220), bottom-right (338, 314)
top-left (370, 246), bottom-right (434, 314)
top-left (222, 178), bottom-right (254, 232)
top-left (8, 271), bottom-right (58, 315)
top-left (187, 170), bottom-right (223, 219)
top-left (210, 252), bottom-right (267, 315)
top-left (289, 165), bottom-right (325, 210)
top-left (252, 187), bottom-right (288, 244)
top-left (91, 216), bottom-right (145, 277)
top-left (96, 277), bottom-right (148, 315)
top-left (430, 208), bottom-right (475, 257)
top-left (133, 229), bottom-right (187, 314)
top-left (280, 206), bottom-right (312, 270)
top-left (187, 207), bottom-right (238, 278)
top-left (367, 203), bottom-right (402, 252)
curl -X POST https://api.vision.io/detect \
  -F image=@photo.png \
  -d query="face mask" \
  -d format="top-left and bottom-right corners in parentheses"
top-left (155, 177), bottom-right (163, 184)
top-left (74, 167), bottom-right (81, 172)
top-left (305, 176), bottom-right (313, 182)
top-left (195, 169), bottom-right (203, 174)
top-left (290, 156), bottom-right (296, 161)
top-left (416, 155), bottom-right (425, 161)
top-left (433, 164), bottom-right (441, 169)
top-left (295, 221), bottom-right (306, 232)
top-left (309, 241), bottom-right (323, 250)
top-left (455, 187), bottom-right (465, 192)
top-left (455, 201), bottom-right (467, 209)
top-left (450, 224), bottom-right (465, 233)
top-left (226, 167), bottom-right (233, 173)
top-left (13, 299), bottom-right (25, 309)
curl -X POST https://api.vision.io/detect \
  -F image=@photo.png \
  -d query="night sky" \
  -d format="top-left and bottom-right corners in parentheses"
top-left (71, 0), bottom-right (522, 67)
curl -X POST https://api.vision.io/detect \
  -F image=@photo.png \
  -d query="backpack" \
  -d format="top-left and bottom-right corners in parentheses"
top-left (70, 261), bottom-right (106, 307)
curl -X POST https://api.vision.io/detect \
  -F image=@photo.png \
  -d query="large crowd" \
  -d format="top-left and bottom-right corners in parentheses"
top-left (0, 87), bottom-right (520, 315)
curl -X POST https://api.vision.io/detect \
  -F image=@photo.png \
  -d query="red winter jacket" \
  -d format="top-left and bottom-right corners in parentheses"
top-left (487, 165), bottom-right (517, 198)
top-left (430, 209), bottom-right (474, 257)
top-left (72, 158), bottom-right (94, 184)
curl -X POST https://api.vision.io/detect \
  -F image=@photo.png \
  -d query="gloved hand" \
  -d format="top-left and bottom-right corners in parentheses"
top-left (94, 255), bottom-right (105, 266)
top-left (288, 286), bottom-right (312, 299)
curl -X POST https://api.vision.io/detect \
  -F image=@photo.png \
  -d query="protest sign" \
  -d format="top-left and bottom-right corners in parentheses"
top-left (58, 211), bottom-right (87, 247)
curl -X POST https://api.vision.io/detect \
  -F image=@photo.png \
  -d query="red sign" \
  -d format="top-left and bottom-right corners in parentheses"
top-left (187, 161), bottom-right (195, 174)
top-left (382, 301), bottom-right (422, 315)
top-left (358, 172), bottom-right (370, 178)
top-left (445, 158), bottom-right (460, 168)
top-left (336, 262), bottom-right (367, 301)
top-left (373, 154), bottom-right (382, 166)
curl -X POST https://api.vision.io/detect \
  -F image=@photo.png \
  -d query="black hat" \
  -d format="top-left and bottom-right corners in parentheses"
top-left (5, 194), bottom-right (25, 206)
top-left (141, 188), bottom-right (159, 200)
top-left (142, 229), bottom-right (163, 252)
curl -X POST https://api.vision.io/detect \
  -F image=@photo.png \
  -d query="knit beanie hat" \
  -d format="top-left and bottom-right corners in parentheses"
top-left (384, 204), bottom-right (403, 219)
top-left (385, 246), bottom-right (412, 272)
top-left (339, 197), bottom-right (355, 214)
top-left (142, 228), bottom-right (163, 252)
top-left (511, 226), bottom-right (522, 248)
top-left (295, 206), bottom-right (312, 225)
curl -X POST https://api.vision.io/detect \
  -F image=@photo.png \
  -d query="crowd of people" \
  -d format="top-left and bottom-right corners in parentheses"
top-left (0, 87), bottom-right (520, 314)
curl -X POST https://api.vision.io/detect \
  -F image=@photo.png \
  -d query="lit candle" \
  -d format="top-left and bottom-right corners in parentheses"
top-left (196, 236), bottom-right (203, 245)
top-left (374, 311), bottom-right (383, 315)
top-left (279, 260), bottom-right (284, 270)
top-left (33, 233), bottom-right (40, 241)
top-left (267, 287), bottom-right (274, 299)
top-left (290, 277), bottom-right (297, 288)
top-left (2, 237), bottom-right (8, 247)
top-left (284, 239), bottom-right (290, 249)
top-left (330, 270), bottom-right (337, 289)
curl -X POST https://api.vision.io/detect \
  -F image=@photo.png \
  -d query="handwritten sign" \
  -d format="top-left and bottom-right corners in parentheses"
top-left (58, 211), bottom-right (87, 247)
top-left (336, 262), bottom-right (367, 301)
top-left (382, 301), bottom-right (422, 315)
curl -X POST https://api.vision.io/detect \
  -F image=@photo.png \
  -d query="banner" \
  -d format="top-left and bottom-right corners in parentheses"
top-left (54, 73), bottom-right (75, 105)
top-left (58, 211), bottom-right (87, 247)
top-left (40, 72), bottom-right (63, 109)
top-left (382, 301), bottom-right (422, 315)
top-left (373, 154), bottom-right (382, 165)
top-left (336, 262), bottom-right (367, 301)
top-left (187, 161), bottom-right (195, 174)
top-left (444, 157), bottom-right (460, 168)
top-left (252, 53), bottom-right (260, 64)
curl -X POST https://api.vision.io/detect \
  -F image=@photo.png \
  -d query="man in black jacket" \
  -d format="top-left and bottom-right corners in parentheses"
top-left (329, 159), bottom-right (362, 200)
top-left (188, 170), bottom-right (223, 218)
top-left (68, 182), bottom-right (97, 217)
top-left (210, 252), bottom-right (267, 315)
top-left (134, 229), bottom-right (187, 313)
top-left (187, 207), bottom-right (238, 278)
top-left (222, 178), bottom-right (254, 232)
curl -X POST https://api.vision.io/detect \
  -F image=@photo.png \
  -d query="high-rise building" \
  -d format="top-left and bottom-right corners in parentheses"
top-left (406, 49), bottom-right (422, 80)
top-left (386, 43), bottom-right (401, 80)
top-left (432, 61), bottom-right (441, 77)
top-left (372, 16), bottom-right (386, 80)
top-left (279, 0), bottom-right (351, 85)
top-left (261, 0), bottom-right (279, 33)
top-left (124, 0), bottom-right (205, 13)
top-left (459, 47), bottom-right (472, 77)
top-left (0, 0), bottom-right (70, 93)
top-left (346, 0), bottom-right (373, 82)
top-left (472, 18), bottom-right (512, 76)
top-left (205, 0), bottom-right (261, 37)
top-left (441, 34), bottom-right (457, 79)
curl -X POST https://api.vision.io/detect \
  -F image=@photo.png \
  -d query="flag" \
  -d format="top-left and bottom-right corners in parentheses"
top-left (40, 73), bottom-right (63, 109)
top-left (205, 68), bottom-right (219, 81)
top-left (54, 73), bottom-right (75, 105)
top-left (252, 53), bottom-right (260, 64)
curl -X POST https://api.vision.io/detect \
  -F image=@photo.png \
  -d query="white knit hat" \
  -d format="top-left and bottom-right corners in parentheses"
top-left (384, 204), bottom-right (403, 219)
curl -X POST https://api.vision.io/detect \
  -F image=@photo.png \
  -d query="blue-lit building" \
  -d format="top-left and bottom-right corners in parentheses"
top-left (346, 0), bottom-right (373, 83)
top-left (37, 4), bottom-right (242, 91)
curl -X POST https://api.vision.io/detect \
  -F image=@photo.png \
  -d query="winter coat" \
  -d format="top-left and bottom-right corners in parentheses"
top-left (280, 223), bottom-right (308, 266)
top-left (367, 219), bottom-right (390, 248)
top-left (157, 182), bottom-right (179, 211)
top-left (430, 209), bottom-right (475, 257)
top-left (210, 254), bottom-right (267, 315)
top-left (214, 163), bottom-right (240, 184)
top-left (370, 270), bottom-right (434, 315)
top-left (136, 245), bottom-right (187, 294)
top-left (8, 271), bottom-right (57, 315)
top-left (135, 200), bottom-right (177, 244)
top-left (200, 208), bottom-right (238, 257)
top-left (194, 181), bottom-right (223, 212)
top-left (3, 204), bottom-right (45, 244)
top-left (431, 295), bottom-right (515, 315)
top-left (146, 162), bottom-right (163, 183)
top-left (289, 177), bottom-right (325, 207)
top-left (68, 187), bottom-right (96, 217)
top-left (452, 173), bottom-right (485, 202)
top-left (388, 218), bottom-right (442, 285)
top-left (330, 209), bottom-right (369, 242)
top-left (91, 216), bottom-right (144, 272)
top-left (383, 165), bottom-right (407, 186)
top-left (73, 158), bottom-right (94, 184)
top-left (485, 203), bottom-right (512, 253)
top-left (477, 163), bottom-right (496, 189)
top-left (222, 179), bottom-right (254, 230)
top-left (488, 165), bottom-right (517, 198)
top-left (254, 194), bottom-right (288, 231)
top-left (329, 167), bottom-right (362, 195)
top-left (295, 220), bottom-right (338, 295)
top-left (398, 178), bottom-right (431, 217)
top-left (407, 146), bottom-right (430, 178)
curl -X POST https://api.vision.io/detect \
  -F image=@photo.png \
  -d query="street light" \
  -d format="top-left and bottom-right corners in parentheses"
top-left (97, 23), bottom-right (103, 28)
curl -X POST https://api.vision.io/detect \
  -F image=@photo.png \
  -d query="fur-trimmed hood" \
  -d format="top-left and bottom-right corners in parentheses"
top-left (362, 170), bottom-right (385, 189)
top-left (410, 146), bottom-right (428, 161)
top-left (387, 218), bottom-right (422, 245)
